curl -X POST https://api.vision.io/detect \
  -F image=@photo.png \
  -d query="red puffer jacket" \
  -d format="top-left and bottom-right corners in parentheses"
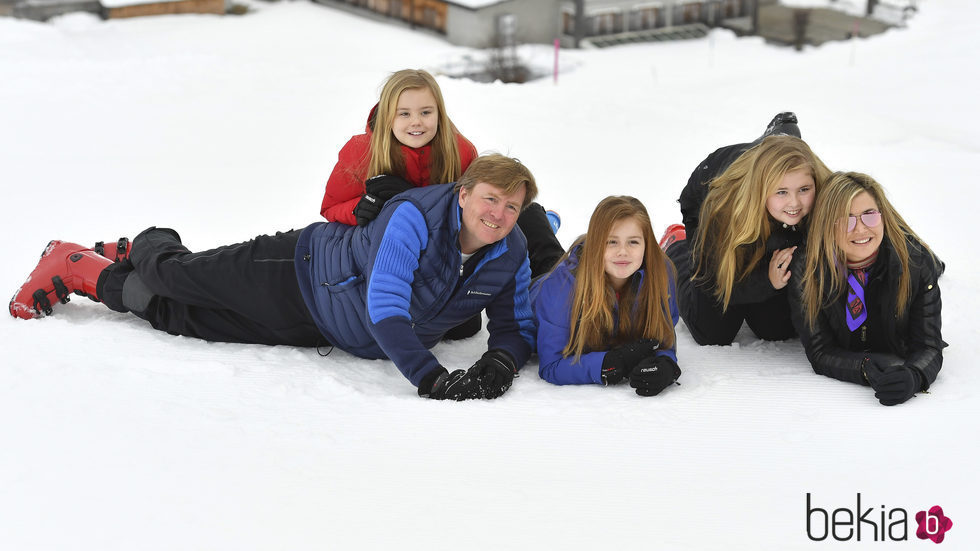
top-left (319, 104), bottom-right (478, 224)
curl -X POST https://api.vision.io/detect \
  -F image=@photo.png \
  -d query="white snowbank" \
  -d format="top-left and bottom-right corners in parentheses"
top-left (1, 1), bottom-right (977, 549)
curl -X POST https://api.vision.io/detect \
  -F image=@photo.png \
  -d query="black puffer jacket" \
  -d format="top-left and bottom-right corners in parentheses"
top-left (679, 142), bottom-right (804, 306)
top-left (789, 236), bottom-right (945, 389)
top-left (726, 222), bottom-right (805, 306)
top-left (679, 142), bottom-right (751, 234)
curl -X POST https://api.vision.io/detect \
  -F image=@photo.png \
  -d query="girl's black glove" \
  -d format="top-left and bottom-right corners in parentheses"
top-left (354, 175), bottom-right (414, 226)
top-left (629, 356), bottom-right (681, 396)
top-left (600, 339), bottom-right (660, 385)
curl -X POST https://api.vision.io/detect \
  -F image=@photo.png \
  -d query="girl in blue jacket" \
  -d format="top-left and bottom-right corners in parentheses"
top-left (532, 196), bottom-right (681, 396)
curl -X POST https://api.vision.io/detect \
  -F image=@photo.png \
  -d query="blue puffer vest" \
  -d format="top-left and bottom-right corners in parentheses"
top-left (294, 184), bottom-right (534, 386)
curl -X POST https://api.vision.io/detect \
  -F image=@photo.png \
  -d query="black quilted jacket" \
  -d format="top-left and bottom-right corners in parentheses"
top-left (789, 236), bottom-right (945, 390)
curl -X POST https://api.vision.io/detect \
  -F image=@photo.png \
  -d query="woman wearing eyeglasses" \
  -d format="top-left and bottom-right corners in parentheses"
top-left (790, 172), bottom-right (945, 406)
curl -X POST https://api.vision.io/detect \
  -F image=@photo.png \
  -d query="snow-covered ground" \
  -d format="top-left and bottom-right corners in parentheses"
top-left (1, 1), bottom-right (977, 548)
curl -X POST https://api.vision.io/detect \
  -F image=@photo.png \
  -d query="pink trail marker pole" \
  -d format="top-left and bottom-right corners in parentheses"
top-left (554, 39), bottom-right (560, 84)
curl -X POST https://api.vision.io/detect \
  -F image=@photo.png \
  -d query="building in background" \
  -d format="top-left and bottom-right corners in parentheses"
top-left (319, 0), bottom-right (762, 48)
top-left (318, 1), bottom-right (563, 49)
top-left (9, 0), bottom-right (225, 20)
top-left (5, 0), bottom-right (909, 50)
top-left (102, 0), bottom-right (224, 19)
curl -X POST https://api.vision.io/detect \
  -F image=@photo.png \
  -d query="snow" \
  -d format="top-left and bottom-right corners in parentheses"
top-left (446, 0), bottom-right (506, 10)
top-left (100, 0), bottom-right (188, 10)
top-left (1, 1), bottom-right (978, 549)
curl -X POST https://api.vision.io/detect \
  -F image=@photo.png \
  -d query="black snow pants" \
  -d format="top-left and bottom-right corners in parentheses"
top-left (666, 239), bottom-right (796, 346)
top-left (519, 202), bottom-right (565, 279)
top-left (99, 227), bottom-right (324, 347)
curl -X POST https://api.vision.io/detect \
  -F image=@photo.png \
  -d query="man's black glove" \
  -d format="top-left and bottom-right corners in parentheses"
top-left (418, 367), bottom-right (479, 401)
top-left (600, 338), bottom-right (660, 385)
top-left (354, 175), bottom-right (414, 226)
top-left (629, 355), bottom-right (681, 396)
top-left (466, 349), bottom-right (517, 399)
top-left (865, 358), bottom-right (921, 406)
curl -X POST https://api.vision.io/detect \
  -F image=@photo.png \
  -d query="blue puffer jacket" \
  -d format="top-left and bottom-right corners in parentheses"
top-left (531, 245), bottom-right (679, 385)
top-left (294, 184), bottom-right (535, 388)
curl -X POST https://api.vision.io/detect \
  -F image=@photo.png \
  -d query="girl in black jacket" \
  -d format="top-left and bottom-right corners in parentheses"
top-left (663, 135), bottom-right (832, 345)
top-left (791, 172), bottom-right (945, 406)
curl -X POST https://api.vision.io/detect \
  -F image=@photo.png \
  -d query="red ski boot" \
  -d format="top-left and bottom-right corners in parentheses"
top-left (93, 237), bottom-right (131, 262)
top-left (9, 241), bottom-right (113, 319)
top-left (658, 224), bottom-right (686, 251)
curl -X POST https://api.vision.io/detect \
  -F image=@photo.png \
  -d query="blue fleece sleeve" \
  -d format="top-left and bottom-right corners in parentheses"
top-left (533, 272), bottom-right (606, 385)
top-left (366, 203), bottom-right (442, 387)
top-left (485, 255), bottom-right (534, 370)
top-left (655, 265), bottom-right (680, 364)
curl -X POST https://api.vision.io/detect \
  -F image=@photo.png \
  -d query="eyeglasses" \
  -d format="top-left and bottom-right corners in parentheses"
top-left (841, 211), bottom-right (882, 232)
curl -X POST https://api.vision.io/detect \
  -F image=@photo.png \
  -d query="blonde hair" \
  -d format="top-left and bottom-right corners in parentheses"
top-left (558, 196), bottom-right (676, 361)
top-left (368, 69), bottom-right (464, 185)
top-left (693, 135), bottom-right (832, 310)
top-left (453, 154), bottom-right (537, 208)
top-left (800, 171), bottom-right (934, 329)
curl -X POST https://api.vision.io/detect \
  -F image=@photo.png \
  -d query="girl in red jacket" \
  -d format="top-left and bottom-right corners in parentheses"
top-left (320, 69), bottom-right (564, 280)
top-left (320, 69), bottom-right (478, 225)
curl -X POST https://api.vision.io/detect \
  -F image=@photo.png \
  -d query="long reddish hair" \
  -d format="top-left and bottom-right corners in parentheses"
top-left (555, 196), bottom-right (676, 360)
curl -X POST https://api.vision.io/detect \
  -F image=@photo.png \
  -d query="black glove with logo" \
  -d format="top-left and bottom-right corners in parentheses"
top-left (418, 367), bottom-right (479, 401)
top-left (864, 358), bottom-right (921, 406)
top-left (354, 174), bottom-right (414, 226)
top-left (600, 338), bottom-right (660, 385)
top-left (466, 349), bottom-right (517, 399)
top-left (629, 355), bottom-right (681, 396)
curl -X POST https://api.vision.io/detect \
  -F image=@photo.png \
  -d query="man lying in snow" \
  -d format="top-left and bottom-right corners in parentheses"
top-left (10, 154), bottom-right (537, 402)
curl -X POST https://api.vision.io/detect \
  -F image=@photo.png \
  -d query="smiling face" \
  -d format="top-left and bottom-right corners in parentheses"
top-left (766, 169), bottom-right (815, 226)
top-left (391, 87), bottom-right (438, 149)
top-left (457, 182), bottom-right (526, 254)
top-left (603, 217), bottom-right (645, 291)
top-left (837, 191), bottom-right (884, 264)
